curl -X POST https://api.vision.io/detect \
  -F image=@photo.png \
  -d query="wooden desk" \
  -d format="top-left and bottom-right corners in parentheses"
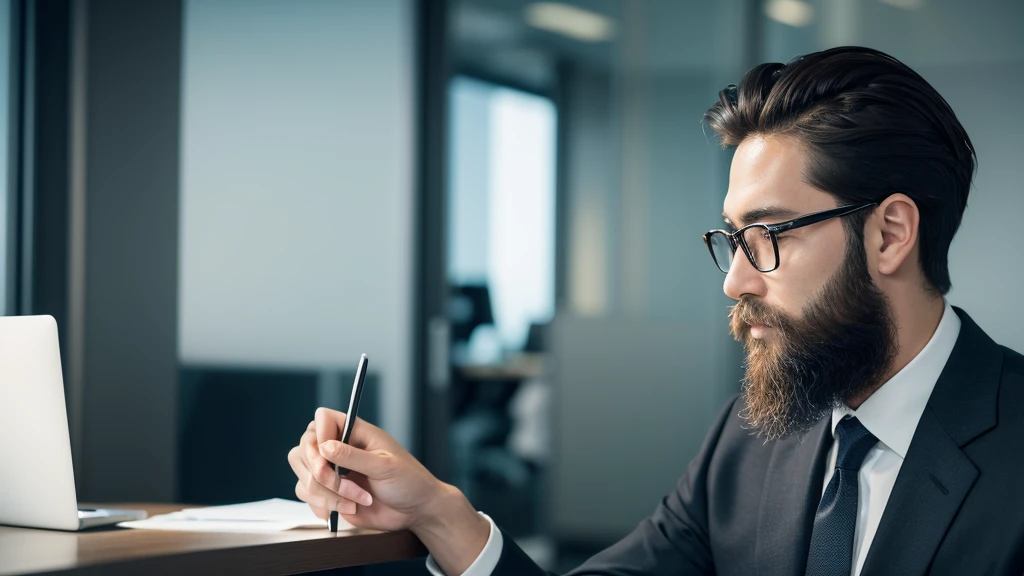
top-left (0, 504), bottom-right (427, 576)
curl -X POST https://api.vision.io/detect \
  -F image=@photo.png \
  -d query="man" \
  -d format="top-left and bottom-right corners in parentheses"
top-left (287, 47), bottom-right (1024, 575)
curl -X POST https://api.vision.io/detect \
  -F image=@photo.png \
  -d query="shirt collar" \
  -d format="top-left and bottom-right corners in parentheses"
top-left (831, 300), bottom-right (961, 459)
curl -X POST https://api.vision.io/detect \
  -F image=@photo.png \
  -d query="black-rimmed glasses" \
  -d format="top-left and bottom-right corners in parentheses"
top-left (703, 202), bottom-right (877, 273)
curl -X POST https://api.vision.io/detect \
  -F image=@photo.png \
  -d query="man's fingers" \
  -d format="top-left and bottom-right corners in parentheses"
top-left (292, 415), bottom-right (367, 520)
top-left (294, 426), bottom-right (320, 479)
top-left (301, 428), bottom-right (338, 489)
top-left (314, 407), bottom-right (390, 451)
top-left (307, 447), bottom-right (340, 490)
top-left (289, 446), bottom-right (319, 494)
top-left (315, 407), bottom-right (344, 445)
top-left (336, 477), bottom-right (373, 507)
top-left (319, 439), bottom-right (393, 480)
top-left (292, 435), bottom-right (374, 506)
top-left (295, 479), bottom-right (358, 516)
top-left (312, 407), bottom-right (394, 479)
top-left (305, 452), bottom-right (374, 506)
top-left (294, 481), bottom-right (330, 520)
top-left (287, 445), bottom-right (306, 480)
top-left (337, 499), bottom-right (357, 516)
top-left (291, 458), bottom-right (339, 517)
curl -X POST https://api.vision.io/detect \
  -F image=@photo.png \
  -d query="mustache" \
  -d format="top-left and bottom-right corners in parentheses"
top-left (729, 297), bottom-right (790, 339)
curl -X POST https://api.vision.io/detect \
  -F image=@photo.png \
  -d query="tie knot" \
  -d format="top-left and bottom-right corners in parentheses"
top-left (834, 417), bottom-right (878, 471)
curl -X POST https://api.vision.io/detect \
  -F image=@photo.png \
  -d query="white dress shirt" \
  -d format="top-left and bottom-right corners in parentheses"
top-left (826, 300), bottom-right (959, 576)
top-left (429, 301), bottom-right (961, 576)
top-left (426, 512), bottom-right (503, 576)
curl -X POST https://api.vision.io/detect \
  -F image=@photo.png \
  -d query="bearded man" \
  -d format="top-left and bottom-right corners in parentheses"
top-left (288, 47), bottom-right (1024, 576)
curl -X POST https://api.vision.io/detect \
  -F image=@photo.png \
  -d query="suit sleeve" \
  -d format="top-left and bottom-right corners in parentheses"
top-left (492, 394), bottom-right (739, 576)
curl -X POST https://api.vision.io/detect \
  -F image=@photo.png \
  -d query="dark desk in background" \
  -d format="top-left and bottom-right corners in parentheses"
top-left (0, 504), bottom-right (426, 576)
top-left (179, 366), bottom-right (382, 507)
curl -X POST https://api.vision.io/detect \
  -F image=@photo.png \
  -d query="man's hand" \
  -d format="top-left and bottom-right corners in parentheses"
top-left (287, 408), bottom-right (492, 575)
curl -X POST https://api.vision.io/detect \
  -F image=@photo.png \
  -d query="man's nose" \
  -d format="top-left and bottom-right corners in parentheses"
top-left (723, 248), bottom-right (767, 301)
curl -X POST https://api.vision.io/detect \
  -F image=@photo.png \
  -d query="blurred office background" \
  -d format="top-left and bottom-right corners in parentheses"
top-left (1, 0), bottom-right (1021, 572)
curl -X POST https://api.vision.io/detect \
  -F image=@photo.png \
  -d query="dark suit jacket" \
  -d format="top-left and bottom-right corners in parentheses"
top-left (494, 308), bottom-right (1024, 576)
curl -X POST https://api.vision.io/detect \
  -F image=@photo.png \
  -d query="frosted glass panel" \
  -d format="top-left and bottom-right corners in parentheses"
top-left (488, 88), bottom-right (556, 350)
top-left (448, 77), bottom-right (557, 350)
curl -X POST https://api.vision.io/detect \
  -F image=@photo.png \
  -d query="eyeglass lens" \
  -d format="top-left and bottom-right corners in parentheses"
top-left (708, 226), bottom-right (776, 273)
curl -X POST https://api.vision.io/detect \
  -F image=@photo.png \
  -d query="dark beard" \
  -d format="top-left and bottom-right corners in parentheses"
top-left (728, 245), bottom-right (899, 441)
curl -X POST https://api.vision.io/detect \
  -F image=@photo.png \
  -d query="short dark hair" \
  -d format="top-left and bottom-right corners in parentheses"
top-left (704, 46), bottom-right (975, 295)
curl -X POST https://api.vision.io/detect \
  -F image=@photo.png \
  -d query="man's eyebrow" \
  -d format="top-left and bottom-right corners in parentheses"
top-left (722, 206), bottom-right (800, 227)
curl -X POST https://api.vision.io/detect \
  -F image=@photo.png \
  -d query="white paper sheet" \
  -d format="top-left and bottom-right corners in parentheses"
top-left (118, 498), bottom-right (353, 533)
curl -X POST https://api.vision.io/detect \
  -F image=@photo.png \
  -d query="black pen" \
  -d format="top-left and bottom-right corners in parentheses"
top-left (329, 353), bottom-right (369, 532)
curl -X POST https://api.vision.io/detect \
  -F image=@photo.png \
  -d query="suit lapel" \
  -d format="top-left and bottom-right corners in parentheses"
top-left (756, 416), bottom-right (833, 576)
top-left (859, 410), bottom-right (978, 575)
top-left (860, 307), bottom-right (1001, 576)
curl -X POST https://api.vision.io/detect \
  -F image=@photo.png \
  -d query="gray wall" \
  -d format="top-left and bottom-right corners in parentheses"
top-left (941, 60), bottom-right (1024, 352)
top-left (177, 0), bottom-right (417, 447)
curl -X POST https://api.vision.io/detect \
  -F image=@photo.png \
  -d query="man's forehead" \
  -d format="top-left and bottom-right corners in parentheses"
top-left (722, 186), bottom-right (838, 226)
top-left (722, 180), bottom-right (805, 225)
top-left (722, 203), bottom-right (798, 227)
top-left (723, 136), bottom-right (832, 225)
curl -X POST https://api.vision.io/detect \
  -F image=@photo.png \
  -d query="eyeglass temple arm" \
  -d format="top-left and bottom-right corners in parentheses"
top-left (770, 203), bottom-right (878, 233)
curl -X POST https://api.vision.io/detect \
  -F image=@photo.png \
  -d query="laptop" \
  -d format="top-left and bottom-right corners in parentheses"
top-left (0, 315), bottom-right (147, 530)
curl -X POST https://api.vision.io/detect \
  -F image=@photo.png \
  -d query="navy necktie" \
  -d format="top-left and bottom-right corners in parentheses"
top-left (805, 416), bottom-right (879, 576)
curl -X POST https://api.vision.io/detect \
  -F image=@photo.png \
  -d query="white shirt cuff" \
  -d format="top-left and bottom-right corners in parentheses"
top-left (425, 512), bottom-right (503, 576)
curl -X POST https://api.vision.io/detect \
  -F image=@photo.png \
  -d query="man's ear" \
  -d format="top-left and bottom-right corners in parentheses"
top-left (873, 193), bottom-right (920, 277)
